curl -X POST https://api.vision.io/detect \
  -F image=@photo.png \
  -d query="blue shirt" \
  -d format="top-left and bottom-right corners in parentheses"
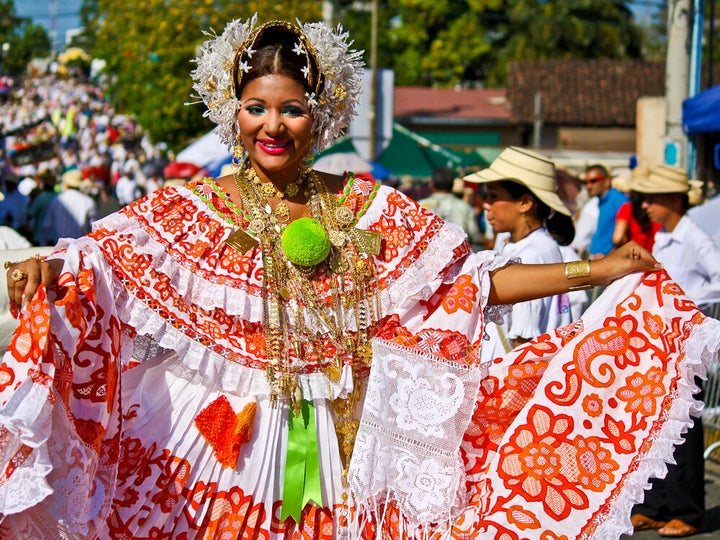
top-left (589, 187), bottom-right (628, 256)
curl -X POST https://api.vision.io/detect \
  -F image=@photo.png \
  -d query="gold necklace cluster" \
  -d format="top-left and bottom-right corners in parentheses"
top-left (231, 163), bottom-right (380, 426)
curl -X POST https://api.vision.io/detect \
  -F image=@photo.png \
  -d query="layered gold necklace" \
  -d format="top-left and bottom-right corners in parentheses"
top-left (231, 163), bottom-right (380, 420)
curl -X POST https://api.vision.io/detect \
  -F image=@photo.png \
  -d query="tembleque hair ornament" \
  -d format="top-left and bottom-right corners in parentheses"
top-left (190, 14), bottom-right (365, 152)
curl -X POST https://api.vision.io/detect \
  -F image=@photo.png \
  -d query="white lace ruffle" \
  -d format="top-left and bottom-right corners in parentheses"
top-left (348, 339), bottom-right (487, 534)
top-left (587, 286), bottom-right (720, 538)
top-left (0, 378), bottom-right (54, 516)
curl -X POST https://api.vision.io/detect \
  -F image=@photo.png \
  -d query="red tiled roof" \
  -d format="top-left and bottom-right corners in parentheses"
top-left (394, 86), bottom-right (510, 123)
top-left (507, 59), bottom-right (666, 126)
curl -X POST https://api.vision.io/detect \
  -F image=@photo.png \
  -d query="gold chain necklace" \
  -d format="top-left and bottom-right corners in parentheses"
top-left (233, 163), bottom-right (378, 404)
top-left (249, 170), bottom-right (308, 224)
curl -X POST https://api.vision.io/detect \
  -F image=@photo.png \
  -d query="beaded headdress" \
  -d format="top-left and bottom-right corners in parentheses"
top-left (191, 14), bottom-right (365, 152)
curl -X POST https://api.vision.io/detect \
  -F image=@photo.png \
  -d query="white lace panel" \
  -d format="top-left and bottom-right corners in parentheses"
top-left (348, 339), bottom-right (483, 531)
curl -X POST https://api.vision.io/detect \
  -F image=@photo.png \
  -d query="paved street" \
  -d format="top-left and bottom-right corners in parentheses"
top-left (622, 459), bottom-right (720, 539)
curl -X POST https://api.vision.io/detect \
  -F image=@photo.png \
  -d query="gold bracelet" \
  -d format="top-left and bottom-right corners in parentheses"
top-left (565, 260), bottom-right (590, 280)
top-left (568, 283), bottom-right (593, 291)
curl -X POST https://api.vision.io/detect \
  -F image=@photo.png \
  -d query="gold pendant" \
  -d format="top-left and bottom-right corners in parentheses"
top-left (335, 206), bottom-right (354, 226)
top-left (353, 256), bottom-right (372, 277)
top-left (352, 228), bottom-right (382, 255)
top-left (329, 253), bottom-right (349, 273)
top-left (226, 228), bottom-right (258, 253)
top-left (260, 182), bottom-right (278, 198)
top-left (325, 360), bottom-right (343, 383)
top-left (248, 219), bottom-right (266, 235)
top-left (285, 181), bottom-right (301, 197)
top-left (328, 229), bottom-right (346, 247)
top-left (275, 200), bottom-right (290, 222)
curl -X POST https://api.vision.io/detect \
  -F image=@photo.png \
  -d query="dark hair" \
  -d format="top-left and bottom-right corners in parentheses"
top-left (585, 163), bottom-right (609, 178)
top-left (431, 166), bottom-right (455, 192)
top-left (496, 180), bottom-right (575, 246)
top-left (629, 190), bottom-right (652, 232)
top-left (235, 25), bottom-right (322, 99)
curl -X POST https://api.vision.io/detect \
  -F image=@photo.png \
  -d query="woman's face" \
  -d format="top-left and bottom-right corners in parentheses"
top-left (482, 182), bottom-right (524, 234)
top-left (236, 74), bottom-right (313, 181)
top-left (641, 193), bottom-right (675, 225)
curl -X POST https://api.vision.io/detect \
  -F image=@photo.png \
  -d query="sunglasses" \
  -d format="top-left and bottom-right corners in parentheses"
top-left (584, 178), bottom-right (604, 185)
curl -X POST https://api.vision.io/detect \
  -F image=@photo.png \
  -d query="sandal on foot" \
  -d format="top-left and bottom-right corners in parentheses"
top-left (658, 519), bottom-right (699, 537)
top-left (631, 513), bottom-right (667, 530)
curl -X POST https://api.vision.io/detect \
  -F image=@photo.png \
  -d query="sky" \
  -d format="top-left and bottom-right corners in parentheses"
top-left (14, 0), bottom-right (83, 52)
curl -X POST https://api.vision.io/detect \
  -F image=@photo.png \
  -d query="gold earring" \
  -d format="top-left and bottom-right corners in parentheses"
top-left (301, 141), bottom-right (315, 171)
top-left (233, 135), bottom-right (245, 163)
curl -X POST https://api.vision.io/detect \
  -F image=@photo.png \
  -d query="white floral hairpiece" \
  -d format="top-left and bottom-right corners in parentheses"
top-left (189, 14), bottom-right (365, 152)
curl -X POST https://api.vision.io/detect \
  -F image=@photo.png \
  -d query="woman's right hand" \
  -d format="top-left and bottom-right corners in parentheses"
top-left (5, 256), bottom-right (62, 310)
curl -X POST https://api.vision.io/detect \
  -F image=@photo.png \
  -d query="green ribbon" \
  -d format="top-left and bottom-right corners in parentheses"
top-left (281, 400), bottom-right (323, 523)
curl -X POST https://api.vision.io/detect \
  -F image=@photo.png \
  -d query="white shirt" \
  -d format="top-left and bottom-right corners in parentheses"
top-left (0, 226), bottom-right (31, 249)
top-left (44, 188), bottom-right (98, 241)
top-left (571, 197), bottom-right (599, 257)
top-left (652, 215), bottom-right (720, 309)
top-left (482, 228), bottom-right (573, 361)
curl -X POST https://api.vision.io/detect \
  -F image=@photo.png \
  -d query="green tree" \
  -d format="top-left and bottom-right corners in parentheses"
top-left (375, 0), bottom-right (645, 87)
top-left (0, 0), bottom-right (51, 77)
top-left (86, 0), bottom-right (322, 149)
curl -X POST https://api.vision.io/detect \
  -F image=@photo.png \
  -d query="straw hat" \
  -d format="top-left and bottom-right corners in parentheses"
top-left (62, 169), bottom-right (83, 189)
top-left (630, 164), bottom-right (689, 194)
top-left (463, 146), bottom-right (570, 216)
top-left (219, 163), bottom-right (236, 178)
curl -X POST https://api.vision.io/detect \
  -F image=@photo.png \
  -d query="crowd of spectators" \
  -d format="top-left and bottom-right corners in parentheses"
top-left (0, 75), bottom-right (175, 247)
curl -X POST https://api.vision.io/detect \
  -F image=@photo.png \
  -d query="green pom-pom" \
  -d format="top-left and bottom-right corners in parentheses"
top-left (281, 218), bottom-right (331, 266)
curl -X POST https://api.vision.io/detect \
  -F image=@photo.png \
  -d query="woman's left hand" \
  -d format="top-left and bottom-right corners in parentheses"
top-left (590, 241), bottom-right (662, 286)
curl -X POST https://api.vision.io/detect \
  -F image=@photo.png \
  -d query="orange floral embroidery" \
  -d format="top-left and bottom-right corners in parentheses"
top-left (600, 416), bottom-right (636, 454)
top-left (617, 367), bottom-right (666, 416)
top-left (442, 274), bottom-right (478, 314)
top-left (498, 405), bottom-right (588, 520)
top-left (582, 393), bottom-right (603, 418)
top-left (505, 504), bottom-right (541, 530)
top-left (573, 435), bottom-right (618, 492)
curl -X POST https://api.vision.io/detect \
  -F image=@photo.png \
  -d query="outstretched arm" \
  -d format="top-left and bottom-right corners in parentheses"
top-left (487, 241), bottom-right (661, 306)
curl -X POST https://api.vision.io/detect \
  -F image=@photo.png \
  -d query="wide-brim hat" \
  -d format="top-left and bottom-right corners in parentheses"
top-left (62, 169), bottom-right (83, 188)
top-left (631, 164), bottom-right (689, 194)
top-left (463, 146), bottom-right (571, 216)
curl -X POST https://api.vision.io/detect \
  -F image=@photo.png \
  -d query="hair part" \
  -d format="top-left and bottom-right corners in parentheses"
top-left (235, 25), bottom-right (321, 100)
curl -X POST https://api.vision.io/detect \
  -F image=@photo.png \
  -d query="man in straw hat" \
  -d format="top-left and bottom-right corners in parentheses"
top-left (629, 163), bottom-right (720, 537)
top-left (43, 168), bottom-right (98, 244)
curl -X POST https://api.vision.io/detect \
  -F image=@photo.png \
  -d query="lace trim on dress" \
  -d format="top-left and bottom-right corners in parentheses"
top-left (592, 313), bottom-right (720, 538)
top-left (348, 338), bottom-right (488, 534)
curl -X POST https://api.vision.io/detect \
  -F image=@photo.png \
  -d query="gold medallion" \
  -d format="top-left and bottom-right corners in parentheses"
top-left (260, 182), bottom-right (277, 198)
top-left (248, 219), bottom-right (265, 235)
top-left (329, 253), bottom-right (349, 273)
top-left (354, 256), bottom-right (372, 277)
top-left (335, 206), bottom-right (354, 226)
top-left (275, 201), bottom-right (290, 222)
top-left (225, 228), bottom-right (258, 253)
top-left (328, 229), bottom-right (346, 247)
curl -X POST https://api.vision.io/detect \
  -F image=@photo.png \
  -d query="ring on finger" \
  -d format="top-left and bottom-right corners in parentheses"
top-left (3, 260), bottom-right (17, 270)
top-left (10, 268), bottom-right (27, 282)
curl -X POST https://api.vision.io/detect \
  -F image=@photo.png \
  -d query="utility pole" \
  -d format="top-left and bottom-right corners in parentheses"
top-left (368, 0), bottom-right (378, 160)
top-left (664, 0), bottom-right (693, 168)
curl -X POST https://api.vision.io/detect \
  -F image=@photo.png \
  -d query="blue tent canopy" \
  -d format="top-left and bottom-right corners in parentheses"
top-left (683, 84), bottom-right (720, 134)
